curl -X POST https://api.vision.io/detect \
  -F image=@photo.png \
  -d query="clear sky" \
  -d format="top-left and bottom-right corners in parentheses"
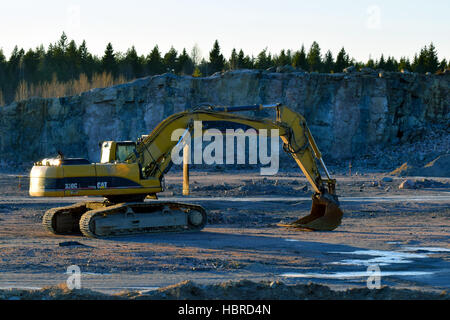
top-left (1, 0), bottom-right (449, 61)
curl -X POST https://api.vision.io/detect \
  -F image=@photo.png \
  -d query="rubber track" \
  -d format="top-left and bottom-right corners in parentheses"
top-left (79, 201), bottom-right (207, 238)
top-left (42, 202), bottom-right (94, 235)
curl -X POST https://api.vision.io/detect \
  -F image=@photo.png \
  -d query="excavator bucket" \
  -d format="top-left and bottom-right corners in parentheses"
top-left (278, 193), bottom-right (343, 231)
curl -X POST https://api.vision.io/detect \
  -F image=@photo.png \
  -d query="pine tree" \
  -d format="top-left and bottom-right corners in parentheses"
top-left (398, 57), bottom-right (411, 72)
top-left (163, 47), bottom-right (178, 73)
top-left (306, 42), bottom-right (322, 72)
top-left (412, 47), bottom-right (427, 73)
top-left (147, 45), bottom-right (165, 75)
top-left (377, 54), bottom-right (386, 70)
top-left (8, 46), bottom-right (25, 79)
top-left (385, 56), bottom-right (397, 72)
top-left (237, 50), bottom-right (245, 69)
top-left (286, 49), bottom-right (293, 65)
top-left (0, 49), bottom-right (6, 83)
top-left (254, 48), bottom-right (273, 70)
top-left (22, 48), bottom-right (41, 83)
top-left (366, 57), bottom-right (375, 69)
top-left (425, 42), bottom-right (439, 73)
top-left (78, 41), bottom-right (89, 61)
top-left (229, 48), bottom-right (238, 70)
top-left (438, 58), bottom-right (447, 72)
top-left (353, 60), bottom-right (365, 71)
top-left (0, 49), bottom-right (5, 103)
top-left (237, 49), bottom-right (253, 69)
top-left (335, 47), bottom-right (349, 72)
top-left (177, 48), bottom-right (194, 75)
top-left (292, 45), bottom-right (307, 70)
top-left (65, 40), bottom-right (80, 80)
top-left (208, 40), bottom-right (225, 74)
top-left (78, 40), bottom-right (95, 78)
top-left (122, 46), bottom-right (144, 78)
top-left (58, 32), bottom-right (68, 52)
top-left (274, 49), bottom-right (291, 67)
top-left (197, 58), bottom-right (209, 76)
top-left (102, 43), bottom-right (117, 76)
top-left (4, 46), bottom-right (25, 102)
top-left (323, 50), bottom-right (334, 73)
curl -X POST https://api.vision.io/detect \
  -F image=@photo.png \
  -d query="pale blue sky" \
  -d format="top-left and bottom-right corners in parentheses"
top-left (1, 0), bottom-right (449, 61)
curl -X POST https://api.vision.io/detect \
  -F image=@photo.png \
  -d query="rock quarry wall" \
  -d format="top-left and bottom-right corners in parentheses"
top-left (0, 70), bottom-right (448, 165)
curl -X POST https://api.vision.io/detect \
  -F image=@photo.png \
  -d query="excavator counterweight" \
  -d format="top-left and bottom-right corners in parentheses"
top-left (30, 103), bottom-right (344, 237)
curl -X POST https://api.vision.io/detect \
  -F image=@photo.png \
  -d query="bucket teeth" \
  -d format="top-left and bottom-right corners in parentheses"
top-left (279, 193), bottom-right (343, 231)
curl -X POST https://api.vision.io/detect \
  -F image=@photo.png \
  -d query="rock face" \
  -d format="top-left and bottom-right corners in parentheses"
top-left (0, 70), bottom-right (448, 165)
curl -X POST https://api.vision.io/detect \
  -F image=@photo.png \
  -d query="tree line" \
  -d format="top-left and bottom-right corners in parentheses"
top-left (0, 32), bottom-right (448, 105)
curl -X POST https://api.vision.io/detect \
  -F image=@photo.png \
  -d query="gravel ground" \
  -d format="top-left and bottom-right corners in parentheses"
top-left (0, 169), bottom-right (449, 299)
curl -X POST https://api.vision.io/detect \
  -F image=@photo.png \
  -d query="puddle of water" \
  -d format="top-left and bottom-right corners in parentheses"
top-left (62, 272), bottom-right (113, 276)
top-left (402, 247), bottom-right (450, 253)
top-left (329, 247), bottom-right (450, 267)
top-left (121, 286), bottom-right (159, 293)
top-left (0, 286), bottom-right (42, 290)
top-left (285, 242), bottom-right (449, 267)
top-left (93, 286), bottom-right (159, 294)
top-left (282, 246), bottom-right (447, 282)
top-left (282, 271), bottom-right (434, 279)
top-left (83, 272), bottom-right (113, 276)
top-left (329, 250), bottom-right (427, 266)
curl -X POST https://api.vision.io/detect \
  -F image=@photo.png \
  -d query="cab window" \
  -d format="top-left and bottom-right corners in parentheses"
top-left (115, 144), bottom-right (135, 162)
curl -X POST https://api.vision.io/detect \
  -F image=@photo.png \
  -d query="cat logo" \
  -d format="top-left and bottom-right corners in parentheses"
top-left (97, 182), bottom-right (108, 189)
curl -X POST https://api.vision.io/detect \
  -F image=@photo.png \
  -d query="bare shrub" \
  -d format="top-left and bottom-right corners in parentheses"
top-left (14, 72), bottom-right (130, 101)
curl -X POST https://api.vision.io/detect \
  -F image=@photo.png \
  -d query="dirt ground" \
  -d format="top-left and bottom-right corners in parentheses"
top-left (0, 168), bottom-right (449, 299)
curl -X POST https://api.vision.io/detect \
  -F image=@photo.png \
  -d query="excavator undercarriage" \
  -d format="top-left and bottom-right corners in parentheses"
top-left (43, 201), bottom-right (206, 237)
top-left (30, 103), bottom-right (343, 238)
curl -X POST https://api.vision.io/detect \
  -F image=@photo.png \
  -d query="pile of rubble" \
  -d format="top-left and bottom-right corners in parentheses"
top-left (345, 123), bottom-right (449, 172)
top-left (398, 178), bottom-right (450, 189)
top-left (392, 155), bottom-right (450, 178)
top-left (1, 280), bottom-right (448, 300)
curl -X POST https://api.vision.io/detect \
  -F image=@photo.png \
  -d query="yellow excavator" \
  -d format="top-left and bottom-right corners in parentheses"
top-left (29, 103), bottom-right (343, 238)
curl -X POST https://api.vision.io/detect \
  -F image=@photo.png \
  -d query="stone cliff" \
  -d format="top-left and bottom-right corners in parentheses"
top-left (0, 70), bottom-right (448, 166)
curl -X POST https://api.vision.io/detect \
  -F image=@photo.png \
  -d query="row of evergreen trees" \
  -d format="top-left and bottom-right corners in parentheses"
top-left (0, 32), bottom-right (448, 105)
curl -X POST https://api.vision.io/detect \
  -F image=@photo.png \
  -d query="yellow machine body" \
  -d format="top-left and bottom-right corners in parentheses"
top-left (30, 141), bottom-right (161, 199)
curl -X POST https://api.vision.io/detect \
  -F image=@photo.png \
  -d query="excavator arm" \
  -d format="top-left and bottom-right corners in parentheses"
top-left (125, 106), bottom-right (285, 180)
top-left (127, 103), bottom-right (343, 231)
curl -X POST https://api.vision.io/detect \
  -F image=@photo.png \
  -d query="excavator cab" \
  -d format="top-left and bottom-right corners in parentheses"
top-left (100, 141), bottom-right (136, 163)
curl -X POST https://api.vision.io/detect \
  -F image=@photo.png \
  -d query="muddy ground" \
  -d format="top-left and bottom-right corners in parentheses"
top-left (0, 168), bottom-right (449, 299)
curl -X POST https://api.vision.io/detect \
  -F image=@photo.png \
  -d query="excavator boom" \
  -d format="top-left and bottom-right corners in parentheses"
top-left (30, 103), bottom-right (343, 237)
